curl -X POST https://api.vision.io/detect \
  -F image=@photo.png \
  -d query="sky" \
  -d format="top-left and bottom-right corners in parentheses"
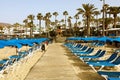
top-left (0, 0), bottom-right (120, 25)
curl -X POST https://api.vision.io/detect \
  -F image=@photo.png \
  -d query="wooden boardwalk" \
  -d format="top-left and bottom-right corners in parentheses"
top-left (24, 43), bottom-right (105, 80)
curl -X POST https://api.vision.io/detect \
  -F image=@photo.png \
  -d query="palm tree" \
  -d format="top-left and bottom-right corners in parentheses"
top-left (13, 22), bottom-right (20, 29)
top-left (107, 6), bottom-right (120, 28)
top-left (37, 13), bottom-right (43, 36)
top-left (50, 21), bottom-right (56, 29)
top-left (77, 4), bottom-right (97, 36)
top-left (60, 19), bottom-right (64, 25)
top-left (63, 11), bottom-right (68, 29)
top-left (27, 14), bottom-right (35, 38)
top-left (67, 16), bottom-right (72, 36)
top-left (94, 11), bottom-right (100, 32)
top-left (23, 19), bottom-right (28, 37)
top-left (104, 4), bottom-right (109, 19)
top-left (101, 4), bottom-right (109, 33)
top-left (67, 16), bottom-right (72, 28)
top-left (53, 12), bottom-right (59, 27)
top-left (43, 12), bottom-right (52, 37)
top-left (46, 12), bottom-right (52, 31)
top-left (74, 14), bottom-right (79, 27)
top-left (13, 22), bottom-right (21, 38)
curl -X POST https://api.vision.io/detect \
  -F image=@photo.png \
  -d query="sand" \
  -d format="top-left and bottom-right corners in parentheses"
top-left (0, 45), bottom-right (44, 80)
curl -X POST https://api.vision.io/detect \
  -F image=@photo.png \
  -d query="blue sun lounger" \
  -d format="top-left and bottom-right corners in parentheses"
top-left (0, 59), bottom-right (9, 78)
top-left (86, 52), bottom-right (118, 64)
top-left (76, 48), bottom-right (94, 56)
top-left (98, 71), bottom-right (120, 78)
top-left (80, 50), bottom-right (106, 61)
top-left (98, 71), bottom-right (120, 80)
top-left (71, 45), bottom-right (83, 51)
top-left (89, 56), bottom-right (120, 71)
top-left (69, 43), bottom-right (81, 49)
top-left (71, 46), bottom-right (88, 53)
top-left (0, 59), bottom-right (9, 70)
top-left (108, 77), bottom-right (120, 80)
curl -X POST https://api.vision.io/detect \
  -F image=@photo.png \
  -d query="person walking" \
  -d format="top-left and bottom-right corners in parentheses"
top-left (41, 43), bottom-right (45, 52)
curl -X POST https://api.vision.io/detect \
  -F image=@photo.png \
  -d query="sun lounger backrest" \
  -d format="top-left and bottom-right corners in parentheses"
top-left (112, 56), bottom-right (120, 65)
top-left (87, 48), bottom-right (94, 53)
top-left (79, 45), bottom-right (83, 49)
top-left (94, 49), bottom-right (102, 56)
top-left (75, 44), bottom-right (81, 48)
top-left (97, 50), bottom-right (106, 57)
top-left (72, 43), bottom-right (78, 47)
top-left (98, 71), bottom-right (120, 78)
top-left (106, 52), bottom-right (118, 62)
top-left (0, 60), bottom-right (9, 71)
top-left (98, 42), bottom-right (105, 46)
top-left (108, 77), bottom-right (120, 80)
top-left (80, 46), bottom-right (88, 51)
top-left (83, 47), bottom-right (91, 52)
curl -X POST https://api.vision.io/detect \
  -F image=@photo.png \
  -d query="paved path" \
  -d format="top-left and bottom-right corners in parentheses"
top-left (24, 43), bottom-right (105, 80)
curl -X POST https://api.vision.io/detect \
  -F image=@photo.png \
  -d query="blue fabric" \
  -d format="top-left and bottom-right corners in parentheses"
top-left (97, 36), bottom-right (108, 42)
top-left (9, 55), bottom-right (22, 61)
top-left (0, 59), bottom-right (8, 70)
top-left (108, 78), bottom-right (120, 80)
top-left (17, 39), bottom-right (34, 47)
top-left (0, 59), bottom-right (8, 64)
top-left (89, 56), bottom-right (120, 67)
top-left (71, 46), bottom-right (88, 53)
top-left (66, 36), bottom-right (114, 42)
top-left (86, 52), bottom-right (118, 64)
top-left (0, 38), bottom-right (48, 49)
top-left (0, 40), bottom-right (7, 47)
top-left (3, 39), bottom-right (22, 48)
top-left (0, 45), bottom-right (4, 48)
top-left (77, 48), bottom-right (94, 55)
top-left (80, 50), bottom-right (102, 58)
top-left (90, 62), bottom-right (115, 66)
top-left (82, 37), bottom-right (98, 41)
top-left (66, 37), bottom-right (82, 40)
top-left (98, 71), bottom-right (120, 77)
top-left (113, 37), bottom-right (120, 42)
top-left (9, 55), bottom-right (20, 59)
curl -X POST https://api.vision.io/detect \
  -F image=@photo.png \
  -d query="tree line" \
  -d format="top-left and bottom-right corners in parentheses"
top-left (11, 3), bottom-right (120, 38)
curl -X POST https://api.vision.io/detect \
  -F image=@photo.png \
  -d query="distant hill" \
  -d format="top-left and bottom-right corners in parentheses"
top-left (0, 22), bottom-right (11, 28)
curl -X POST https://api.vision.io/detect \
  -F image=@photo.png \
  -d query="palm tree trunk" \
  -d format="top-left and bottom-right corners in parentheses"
top-left (39, 20), bottom-right (41, 37)
top-left (114, 14), bottom-right (117, 28)
top-left (65, 15), bottom-right (67, 29)
top-left (30, 26), bottom-right (32, 38)
top-left (30, 21), bottom-right (33, 38)
top-left (54, 18), bottom-right (56, 28)
top-left (25, 24), bottom-right (28, 38)
top-left (114, 14), bottom-right (117, 36)
top-left (87, 16), bottom-right (90, 36)
top-left (45, 21), bottom-right (47, 37)
top-left (76, 19), bottom-right (78, 27)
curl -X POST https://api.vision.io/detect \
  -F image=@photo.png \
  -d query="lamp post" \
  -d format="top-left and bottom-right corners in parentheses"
top-left (100, 0), bottom-right (105, 36)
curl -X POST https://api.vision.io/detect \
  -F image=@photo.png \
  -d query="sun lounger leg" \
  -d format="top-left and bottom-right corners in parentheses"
top-left (90, 65), bottom-right (97, 72)
top-left (98, 66), bottom-right (104, 71)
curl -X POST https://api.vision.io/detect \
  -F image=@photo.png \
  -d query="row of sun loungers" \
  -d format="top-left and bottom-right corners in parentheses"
top-left (90, 41), bottom-right (105, 47)
top-left (64, 42), bottom-right (120, 80)
top-left (0, 38), bottom-right (49, 78)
